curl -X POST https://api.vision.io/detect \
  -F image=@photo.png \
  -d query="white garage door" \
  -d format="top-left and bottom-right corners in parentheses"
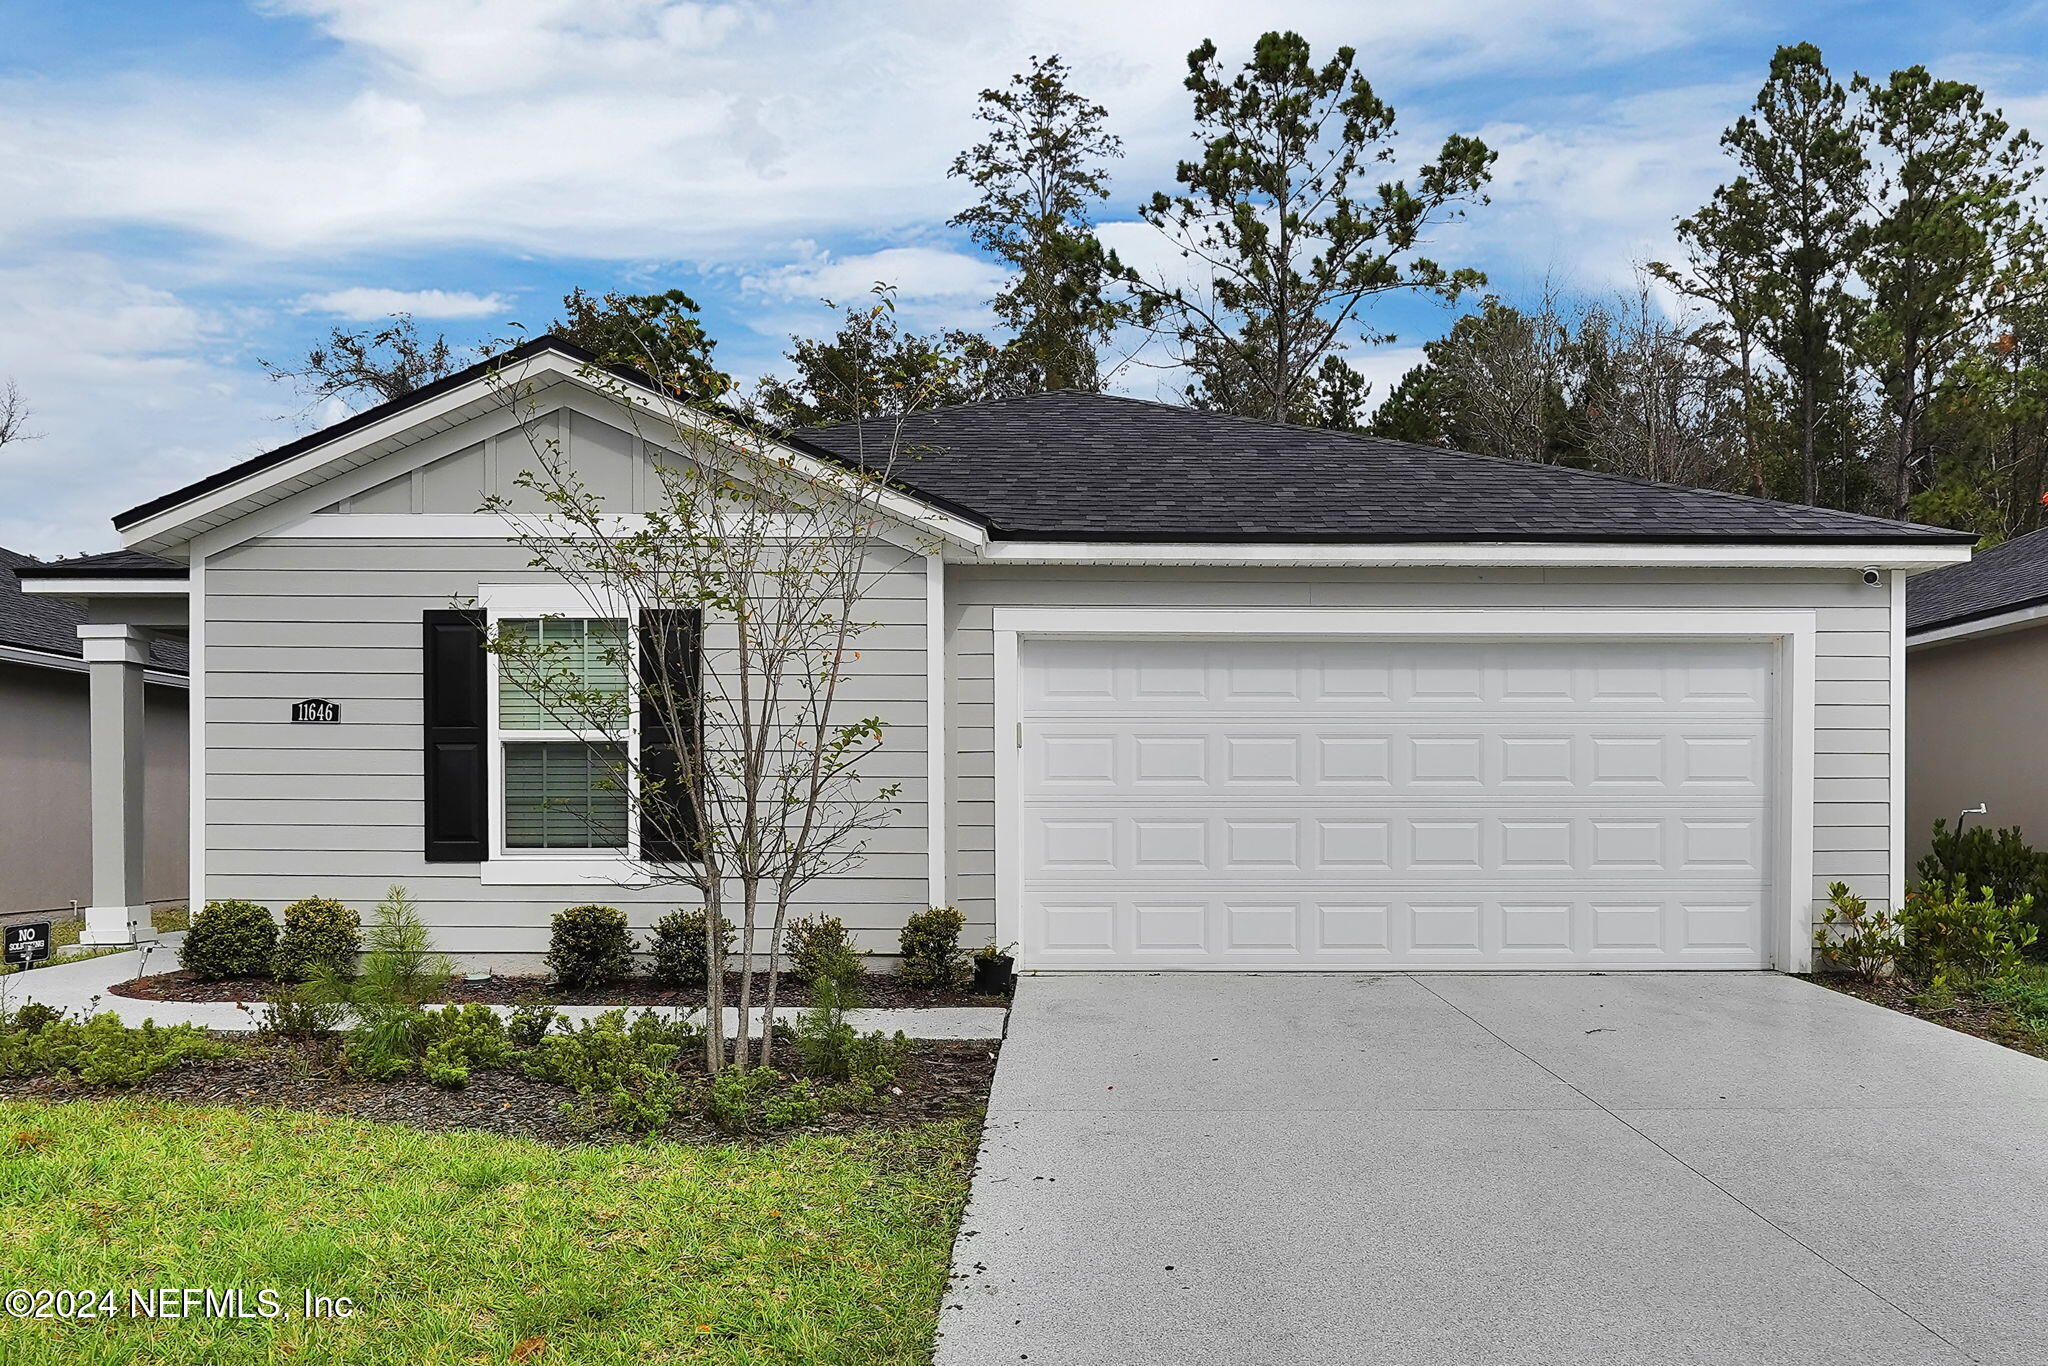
top-left (1013, 637), bottom-right (1774, 970)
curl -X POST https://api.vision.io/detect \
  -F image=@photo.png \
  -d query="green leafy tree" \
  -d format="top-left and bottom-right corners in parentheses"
top-left (1715, 43), bottom-right (1867, 507)
top-left (949, 54), bottom-right (1125, 393)
top-left (1652, 177), bottom-right (1773, 489)
top-left (551, 287), bottom-right (732, 403)
top-left (756, 290), bottom-right (1017, 427)
top-left (1123, 30), bottom-right (1494, 425)
top-left (260, 314), bottom-right (462, 408)
top-left (1855, 66), bottom-right (2046, 518)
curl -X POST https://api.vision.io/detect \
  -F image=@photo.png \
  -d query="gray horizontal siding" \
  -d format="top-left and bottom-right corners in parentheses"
top-left (203, 535), bottom-right (933, 956)
top-left (942, 564), bottom-right (1901, 940)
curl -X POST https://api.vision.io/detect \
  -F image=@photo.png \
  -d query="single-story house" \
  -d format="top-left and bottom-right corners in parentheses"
top-left (23, 337), bottom-right (1974, 971)
top-left (0, 547), bottom-right (187, 923)
top-left (1905, 526), bottom-right (2048, 865)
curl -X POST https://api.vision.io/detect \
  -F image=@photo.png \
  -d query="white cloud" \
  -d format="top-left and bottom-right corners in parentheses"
top-left (741, 245), bottom-right (1006, 309)
top-left (0, 257), bottom-right (279, 557)
top-left (298, 287), bottom-right (513, 319)
top-left (0, 0), bottom-right (1740, 264)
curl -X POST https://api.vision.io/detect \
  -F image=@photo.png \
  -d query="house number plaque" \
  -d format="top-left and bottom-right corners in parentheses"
top-left (291, 699), bottom-right (342, 724)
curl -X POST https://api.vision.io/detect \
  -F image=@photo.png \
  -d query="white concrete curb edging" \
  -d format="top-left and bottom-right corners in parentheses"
top-left (2, 942), bottom-right (1007, 1041)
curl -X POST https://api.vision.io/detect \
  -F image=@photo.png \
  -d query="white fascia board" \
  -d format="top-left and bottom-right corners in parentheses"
top-left (120, 347), bottom-right (985, 556)
top-left (18, 576), bottom-right (190, 597)
top-left (1906, 599), bottom-right (2048, 651)
top-left (975, 540), bottom-right (1975, 570)
top-left (0, 642), bottom-right (188, 688)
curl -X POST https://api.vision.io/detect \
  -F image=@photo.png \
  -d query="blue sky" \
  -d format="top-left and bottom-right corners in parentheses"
top-left (2, 0), bottom-right (2045, 555)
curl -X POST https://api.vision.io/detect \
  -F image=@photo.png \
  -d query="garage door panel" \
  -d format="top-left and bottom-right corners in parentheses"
top-left (1022, 809), bottom-right (1769, 881)
top-left (1020, 889), bottom-right (1768, 967)
top-left (1020, 639), bottom-right (1773, 715)
top-left (1025, 724), bottom-right (1769, 796)
top-left (1017, 638), bottom-right (1773, 969)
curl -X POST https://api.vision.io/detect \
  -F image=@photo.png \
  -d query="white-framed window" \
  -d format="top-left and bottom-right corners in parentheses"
top-left (480, 585), bottom-right (640, 883)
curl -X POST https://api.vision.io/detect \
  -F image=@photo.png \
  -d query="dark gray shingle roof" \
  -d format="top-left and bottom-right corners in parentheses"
top-left (802, 390), bottom-right (1974, 544)
top-left (1907, 527), bottom-right (2048, 635)
top-left (0, 549), bottom-right (186, 672)
top-left (10, 548), bottom-right (189, 579)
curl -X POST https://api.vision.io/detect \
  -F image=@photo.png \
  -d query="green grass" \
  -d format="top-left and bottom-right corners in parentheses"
top-left (0, 1100), bottom-right (978, 1365)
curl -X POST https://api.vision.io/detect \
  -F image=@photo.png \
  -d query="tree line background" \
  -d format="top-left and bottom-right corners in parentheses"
top-left (131, 35), bottom-right (2048, 546)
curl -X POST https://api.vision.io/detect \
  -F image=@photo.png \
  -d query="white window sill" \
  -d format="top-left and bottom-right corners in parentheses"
top-left (481, 855), bottom-right (641, 886)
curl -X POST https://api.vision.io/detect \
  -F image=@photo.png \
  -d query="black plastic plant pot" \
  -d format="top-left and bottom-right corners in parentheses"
top-left (972, 953), bottom-right (1016, 996)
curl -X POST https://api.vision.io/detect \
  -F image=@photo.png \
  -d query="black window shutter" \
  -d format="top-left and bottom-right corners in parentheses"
top-left (423, 609), bottom-right (489, 862)
top-left (639, 608), bottom-right (702, 862)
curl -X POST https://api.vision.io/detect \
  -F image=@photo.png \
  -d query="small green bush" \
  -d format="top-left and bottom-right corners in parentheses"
top-left (527, 1009), bottom-right (701, 1134)
top-left (256, 987), bottom-right (346, 1041)
top-left (649, 909), bottom-right (735, 987)
top-left (415, 1004), bottom-right (512, 1088)
top-left (785, 915), bottom-right (859, 985)
top-left (2, 1002), bottom-right (63, 1036)
top-left (311, 886), bottom-right (454, 1080)
top-left (1918, 819), bottom-right (2048, 931)
top-left (180, 899), bottom-right (278, 980)
top-left (706, 1066), bottom-right (824, 1134)
top-left (0, 1013), bottom-right (229, 1087)
top-left (1898, 880), bottom-right (2037, 985)
top-left (1812, 882), bottom-right (1900, 979)
top-left (897, 905), bottom-right (968, 990)
top-left (507, 1002), bottom-right (563, 1050)
top-left (271, 897), bottom-right (361, 982)
top-left (547, 904), bottom-right (634, 989)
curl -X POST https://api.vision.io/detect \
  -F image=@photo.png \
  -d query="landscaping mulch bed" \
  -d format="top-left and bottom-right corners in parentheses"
top-left (1807, 974), bottom-right (2048, 1061)
top-left (111, 968), bottom-right (1010, 1010)
top-left (0, 1036), bottom-right (1000, 1146)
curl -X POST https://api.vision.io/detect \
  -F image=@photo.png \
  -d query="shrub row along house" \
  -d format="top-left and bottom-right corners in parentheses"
top-left (20, 337), bottom-right (1972, 971)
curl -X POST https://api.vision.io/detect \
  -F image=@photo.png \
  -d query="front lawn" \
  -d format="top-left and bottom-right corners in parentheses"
top-left (0, 1100), bottom-right (977, 1365)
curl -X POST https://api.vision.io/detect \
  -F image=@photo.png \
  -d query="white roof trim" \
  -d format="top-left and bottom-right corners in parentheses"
top-left (0, 641), bottom-right (188, 687)
top-left (1907, 598), bottom-right (2048, 650)
top-left (19, 576), bottom-right (190, 597)
top-left (972, 540), bottom-right (1975, 570)
top-left (117, 347), bottom-right (989, 554)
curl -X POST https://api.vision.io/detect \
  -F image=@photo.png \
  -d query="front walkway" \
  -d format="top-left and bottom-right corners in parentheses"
top-left (2, 942), bottom-right (1006, 1040)
top-left (938, 972), bottom-right (2048, 1365)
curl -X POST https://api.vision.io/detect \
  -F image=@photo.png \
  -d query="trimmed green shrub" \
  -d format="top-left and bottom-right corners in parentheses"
top-left (785, 915), bottom-right (860, 985)
top-left (271, 897), bottom-right (361, 982)
top-left (547, 904), bottom-right (633, 989)
top-left (649, 909), bottom-right (736, 987)
top-left (897, 905), bottom-right (968, 990)
top-left (1898, 879), bottom-right (2037, 986)
top-left (180, 899), bottom-right (278, 980)
top-left (0, 1012), bottom-right (229, 1087)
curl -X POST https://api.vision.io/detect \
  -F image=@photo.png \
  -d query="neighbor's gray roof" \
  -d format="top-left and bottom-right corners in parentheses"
top-left (1907, 527), bottom-right (2048, 635)
top-left (0, 548), bottom-right (186, 672)
top-left (802, 390), bottom-right (1975, 545)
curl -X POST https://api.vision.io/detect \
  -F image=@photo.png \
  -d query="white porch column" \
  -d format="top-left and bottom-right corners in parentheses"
top-left (78, 624), bottom-right (151, 945)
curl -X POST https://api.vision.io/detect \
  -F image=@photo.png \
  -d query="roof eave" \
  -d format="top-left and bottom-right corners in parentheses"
top-left (973, 539), bottom-right (1975, 570)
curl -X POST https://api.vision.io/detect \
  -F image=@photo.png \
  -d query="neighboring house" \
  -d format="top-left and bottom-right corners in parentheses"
top-left (22, 337), bottom-right (1973, 970)
top-left (1905, 526), bottom-right (2048, 866)
top-left (0, 548), bottom-right (188, 920)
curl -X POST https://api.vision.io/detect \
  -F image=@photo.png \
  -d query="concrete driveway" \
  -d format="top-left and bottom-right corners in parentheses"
top-left (938, 973), bottom-right (2048, 1366)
